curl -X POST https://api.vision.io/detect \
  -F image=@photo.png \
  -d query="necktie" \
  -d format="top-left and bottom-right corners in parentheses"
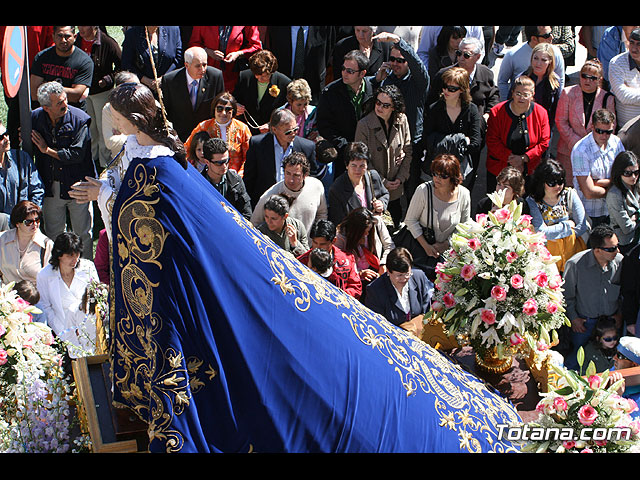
top-left (190, 80), bottom-right (198, 109)
top-left (293, 27), bottom-right (305, 79)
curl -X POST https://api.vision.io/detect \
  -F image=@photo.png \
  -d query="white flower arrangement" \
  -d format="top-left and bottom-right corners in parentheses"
top-left (0, 282), bottom-right (77, 452)
top-left (429, 191), bottom-right (569, 360)
top-left (520, 362), bottom-right (640, 453)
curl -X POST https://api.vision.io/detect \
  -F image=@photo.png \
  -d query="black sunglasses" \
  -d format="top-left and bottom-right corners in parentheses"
top-left (602, 336), bottom-right (618, 342)
top-left (342, 66), bottom-right (361, 74)
top-left (622, 169), bottom-right (640, 177)
top-left (599, 245), bottom-right (619, 253)
top-left (442, 84), bottom-right (461, 93)
top-left (432, 172), bottom-right (450, 179)
top-left (536, 32), bottom-right (553, 39)
top-left (215, 105), bottom-right (234, 114)
top-left (209, 159), bottom-right (229, 166)
top-left (581, 73), bottom-right (599, 81)
top-left (389, 56), bottom-right (407, 64)
top-left (455, 49), bottom-right (474, 59)
top-left (23, 218), bottom-right (40, 227)
top-left (595, 127), bottom-right (614, 135)
top-left (0, 131), bottom-right (7, 140)
top-left (545, 179), bottom-right (565, 187)
top-left (375, 99), bottom-right (392, 109)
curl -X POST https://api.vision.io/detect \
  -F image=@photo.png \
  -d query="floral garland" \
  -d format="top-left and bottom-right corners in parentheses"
top-left (429, 191), bottom-right (569, 359)
top-left (0, 282), bottom-right (81, 452)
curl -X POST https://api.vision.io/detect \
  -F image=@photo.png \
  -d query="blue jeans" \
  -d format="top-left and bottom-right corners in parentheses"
top-left (565, 317), bottom-right (597, 371)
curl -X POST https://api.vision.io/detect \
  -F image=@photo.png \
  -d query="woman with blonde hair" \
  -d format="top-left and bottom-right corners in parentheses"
top-left (523, 42), bottom-right (561, 124)
top-left (282, 78), bottom-right (318, 141)
top-left (555, 58), bottom-right (616, 180)
top-left (424, 66), bottom-right (482, 188)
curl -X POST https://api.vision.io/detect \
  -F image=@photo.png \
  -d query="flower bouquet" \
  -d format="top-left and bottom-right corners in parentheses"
top-left (429, 191), bottom-right (569, 372)
top-left (520, 360), bottom-right (640, 453)
top-left (0, 282), bottom-right (77, 452)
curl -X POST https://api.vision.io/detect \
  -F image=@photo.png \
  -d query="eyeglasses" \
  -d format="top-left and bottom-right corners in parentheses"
top-left (622, 169), bottom-right (640, 177)
top-left (283, 126), bottom-right (299, 136)
top-left (22, 218), bottom-right (40, 227)
top-left (389, 56), bottom-right (407, 64)
top-left (535, 32), bottom-right (553, 39)
top-left (545, 179), bottom-right (565, 187)
top-left (598, 245), bottom-right (619, 253)
top-left (594, 127), bottom-right (614, 135)
top-left (375, 99), bottom-right (392, 109)
top-left (432, 172), bottom-right (450, 180)
top-left (342, 66), bottom-right (361, 74)
top-left (455, 49), bottom-right (475, 59)
top-left (442, 84), bottom-right (461, 93)
top-left (215, 105), bottom-right (234, 114)
top-left (581, 73), bottom-right (599, 81)
top-left (513, 91), bottom-right (533, 99)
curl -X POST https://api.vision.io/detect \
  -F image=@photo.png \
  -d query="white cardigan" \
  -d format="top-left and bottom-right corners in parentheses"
top-left (36, 258), bottom-right (99, 357)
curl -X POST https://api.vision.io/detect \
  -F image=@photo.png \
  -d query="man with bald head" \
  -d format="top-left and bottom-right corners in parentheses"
top-left (161, 46), bottom-right (225, 141)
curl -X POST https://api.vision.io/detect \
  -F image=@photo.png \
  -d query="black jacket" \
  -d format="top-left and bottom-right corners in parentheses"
top-left (233, 70), bottom-right (291, 134)
top-left (202, 167), bottom-right (252, 220)
top-left (328, 169), bottom-right (389, 226)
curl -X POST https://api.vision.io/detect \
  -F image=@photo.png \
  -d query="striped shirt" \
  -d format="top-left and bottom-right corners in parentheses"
top-left (571, 132), bottom-right (625, 218)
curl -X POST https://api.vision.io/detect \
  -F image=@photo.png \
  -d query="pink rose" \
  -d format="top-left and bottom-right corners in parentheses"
top-left (538, 245), bottom-right (553, 262)
top-left (553, 397), bottom-right (568, 412)
top-left (595, 439), bottom-right (608, 447)
top-left (467, 238), bottom-right (481, 251)
top-left (626, 398), bottom-right (638, 414)
top-left (523, 298), bottom-right (538, 316)
top-left (509, 332), bottom-right (525, 346)
top-left (475, 213), bottom-right (488, 226)
top-left (506, 251), bottom-right (518, 263)
top-left (481, 309), bottom-right (496, 325)
top-left (545, 302), bottom-right (558, 314)
top-left (578, 404), bottom-right (599, 426)
top-left (460, 264), bottom-right (477, 281)
top-left (518, 214), bottom-right (533, 228)
top-left (537, 341), bottom-right (550, 351)
top-left (491, 285), bottom-right (508, 301)
top-left (510, 274), bottom-right (524, 289)
top-left (588, 375), bottom-right (602, 389)
top-left (435, 262), bottom-right (446, 274)
top-left (534, 271), bottom-right (548, 287)
top-left (431, 301), bottom-right (443, 312)
top-left (0, 349), bottom-right (7, 365)
top-left (562, 440), bottom-right (575, 450)
top-left (438, 272), bottom-right (453, 283)
top-left (494, 207), bottom-right (511, 223)
top-left (442, 292), bottom-right (456, 308)
top-left (581, 447), bottom-right (593, 453)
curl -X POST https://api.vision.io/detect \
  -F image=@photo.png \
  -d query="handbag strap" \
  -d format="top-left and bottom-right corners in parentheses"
top-left (427, 181), bottom-right (434, 230)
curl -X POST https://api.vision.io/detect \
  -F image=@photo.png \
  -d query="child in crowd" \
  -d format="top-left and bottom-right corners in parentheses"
top-left (581, 315), bottom-right (619, 373)
top-left (13, 279), bottom-right (47, 325)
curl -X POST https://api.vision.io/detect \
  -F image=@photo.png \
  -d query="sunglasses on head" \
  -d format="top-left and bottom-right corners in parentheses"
top-left (545, 178), bottom-right (565, 187)
top-left (623, 169), bottom-right (640, 177)
top-left (455, 49), bottom-right (474, 59)
top-left (595, 127), bottom-right (614, 135)
top-left (22, 218), bottom-right (40, 227)
top-left (599, 244), bottom-right (619, 253)
top-left (442, 84), bottom-right (461, 93)
top-left (389, 56), bottom-right (407, 64)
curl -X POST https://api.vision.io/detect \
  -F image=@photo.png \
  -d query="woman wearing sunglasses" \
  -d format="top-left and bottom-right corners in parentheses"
top-left (184, 91), bottom-right (252, 176)
top-left (555, 59), bottom-right (616, 180)
top-left (526, 159), bottom-right (588, 272)
top-left (0, 200), bottom-right (54, 284)
top-left (606, 151), bottom-right (640, 255)
top-left (355, 84), bottom-right (412, 227)
top-left (424, 66), bottom-right (482, 189)
top-left (485, 75), bottom-right (551, 193)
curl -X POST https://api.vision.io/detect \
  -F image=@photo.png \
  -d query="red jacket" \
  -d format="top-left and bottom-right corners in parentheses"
top-left (485, 100), bottom-right (550, 177)
top-left (188, 26), bottom-right (262, 93)
top-left (298, 245), bottom-right (363, 300)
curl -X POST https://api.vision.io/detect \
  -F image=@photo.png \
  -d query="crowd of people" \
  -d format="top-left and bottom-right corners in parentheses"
top-left (0, 25), bottom-right (640, 383)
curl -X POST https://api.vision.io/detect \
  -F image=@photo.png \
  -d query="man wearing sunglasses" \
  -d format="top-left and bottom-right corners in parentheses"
top-left (608, 28), bottom-right (640, 128)
top-left (571, 108), bottom-right (625, 229)
top-left (563, 223), bottom-right (624, 371)
top-left (201, 137), bottom-right (252, 220)
top-left (160, 46), bottom-right (225, 142)
top-left (497, 26), bottom-right (565, 102)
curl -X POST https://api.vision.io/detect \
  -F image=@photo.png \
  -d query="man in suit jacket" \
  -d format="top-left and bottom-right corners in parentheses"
top-left (244, 108), bottom-right (317, 207)
top-left (161, 46), bottom-right (225, 142)
top-left (266, 26), bottom-right (335, 104)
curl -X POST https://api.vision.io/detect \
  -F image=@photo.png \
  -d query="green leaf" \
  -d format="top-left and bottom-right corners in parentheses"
top-left (554, 386), bottom-right (574, 396)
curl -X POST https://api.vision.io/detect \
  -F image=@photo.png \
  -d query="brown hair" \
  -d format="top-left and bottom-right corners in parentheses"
top-left (441, 66), bottom-right (472, 105)
top-left (496, 166), bottom-right (526, 198)
top-left (249, 49), bottom-right (279, 76)
top-left (431, 154), bottom-right (463, 189)
top-left (10, 200), bottom-right (42, 228)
